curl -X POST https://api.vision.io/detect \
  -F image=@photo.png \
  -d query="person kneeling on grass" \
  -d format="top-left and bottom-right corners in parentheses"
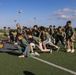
top-left (17, 34), bottom-right (40, 58)
top-left (27, 31), bottom-right (52, 54)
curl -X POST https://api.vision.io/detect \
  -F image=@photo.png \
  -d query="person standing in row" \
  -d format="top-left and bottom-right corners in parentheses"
top-left (65, 21), bottom-right (75, 53)
top-left (15, 23), bottom-right (22, 43)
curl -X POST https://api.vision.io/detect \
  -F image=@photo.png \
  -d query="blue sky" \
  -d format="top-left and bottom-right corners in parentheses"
top-left (0, 0), bottom-right (76, 28)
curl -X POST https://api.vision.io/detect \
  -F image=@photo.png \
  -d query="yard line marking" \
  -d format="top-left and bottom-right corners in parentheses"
top-left (32, 57), bottom-right (76, 75)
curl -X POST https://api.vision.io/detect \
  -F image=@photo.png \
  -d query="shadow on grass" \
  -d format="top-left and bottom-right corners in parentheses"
top-left (6, 51), bottom-right (21, 56)
top-left (58, 48), bottom-right (67, 52)
top-left (23, 71), bottom-right (36, 75)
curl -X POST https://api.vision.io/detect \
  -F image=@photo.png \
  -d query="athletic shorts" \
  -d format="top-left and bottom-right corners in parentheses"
top-left (43, 38), bottom-right (53, 45)
top-left (66, 36), bottom-right (74, 42)
top-left (30, 43), bottom-right (43, 50)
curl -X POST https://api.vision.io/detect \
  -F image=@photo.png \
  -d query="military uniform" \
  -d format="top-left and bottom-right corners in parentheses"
top-left (55, 31), bottom-right (66, 45)
top-left (65, 26), bottom-right (75, 42)
top-left (53, 28), bottom-right (57, 38)
top-left (4, 29), bottom-right (9, 36)
top-left (17, 27), bottom-right (22, 34)
top-left (32, 29), bottom-right (40, 37)
top-left (48, 28), bottom-right (54, 36)
top-left (43, 32), bottom-right (53, 45)
top-left (17, 38), bottom-right (30, 57)
top-left (39, 32), bottom-right (47, 42)
top-left (28, 36), bottom-right (41, 44)
top-left (15, 27), bottom-right (22, 42)
top-left (28, 36), bottom-right (44, 51)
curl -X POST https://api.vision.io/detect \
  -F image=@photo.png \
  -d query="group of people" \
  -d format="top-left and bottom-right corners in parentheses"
top-left (1, 20), bottom-right (76, 58)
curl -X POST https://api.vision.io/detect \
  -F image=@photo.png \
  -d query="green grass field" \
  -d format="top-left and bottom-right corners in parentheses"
top-left (0, 41), bottom-right (76, 75)
top-left (0, 32), bottom-right (76, 75)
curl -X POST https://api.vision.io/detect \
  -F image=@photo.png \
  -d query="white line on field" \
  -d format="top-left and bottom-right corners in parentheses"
top-left (32, 57), bottom-right (76, 75)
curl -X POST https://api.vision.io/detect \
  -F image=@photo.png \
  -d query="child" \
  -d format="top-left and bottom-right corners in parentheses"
top-left (27, 31), bottom-right (52, 53)
top-left (17, 34), bottom-right (40, 58)
top-left (9, 30), bottom-right (14, 42)
top-left (39, 26), bottom-right (60, 51)
top-left (65, 21), bottom-right (75, 53)
top-left (48, 25), bottom-right (54, 37)
top-left (55, 26), bottom-right (66, 48)
top-left (32, 25), bottom-right (40, 37)
top-left (3, 27), bottom-right (10, 42)
top-left (15, 23), bottom-right (22, 43)
top-left (17, 34), bottom-right (30, 58)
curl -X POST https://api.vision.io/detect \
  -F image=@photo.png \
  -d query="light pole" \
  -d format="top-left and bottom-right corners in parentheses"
top-left (18, 10), bottom-right (22, 25)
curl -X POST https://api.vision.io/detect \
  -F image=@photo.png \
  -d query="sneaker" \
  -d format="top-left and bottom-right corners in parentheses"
top-left (67, 49), bottom-right (71, 52)
top-left (30, 53), bottom-right (35, 57)
top-left (57, 47), bottom-right (60, 51)
top-left (18, 55), bottom-right (25, 58)
top-left (71, 49), bottom-right (75, 53)
top-left (49, 49), bottom-right (52, 54)
top-left (31, 52), bottom-right (35, 55)
top-left (35, 52), bottom-right (40, 56)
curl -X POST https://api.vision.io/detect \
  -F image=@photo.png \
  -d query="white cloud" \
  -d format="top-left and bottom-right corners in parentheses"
top-left (58, 14), bottom-right (76, 20)
top-left (53, 8), bottom-right (76, 20)
top-left (58, 15), bottom-right (72, 20)
top-left (53, 8), bottom-right (73, 15)
top-left (53, 10), bottom-right (65, 15)
top-left (62, 8), bottom-right (73, 12)
top-left (73, 10), bottom-right (76, 13)
top-left (73, 13), bottom-right (76, 16)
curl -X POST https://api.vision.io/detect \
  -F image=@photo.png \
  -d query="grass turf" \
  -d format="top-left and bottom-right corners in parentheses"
top-left (0, 52), bottom-right (74, 75)
top-left (0, 36), bottom-right (76, 75)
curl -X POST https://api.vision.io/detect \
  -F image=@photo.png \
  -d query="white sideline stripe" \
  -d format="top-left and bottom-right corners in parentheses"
top-left (32, 57), bottom-right (76, 75)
